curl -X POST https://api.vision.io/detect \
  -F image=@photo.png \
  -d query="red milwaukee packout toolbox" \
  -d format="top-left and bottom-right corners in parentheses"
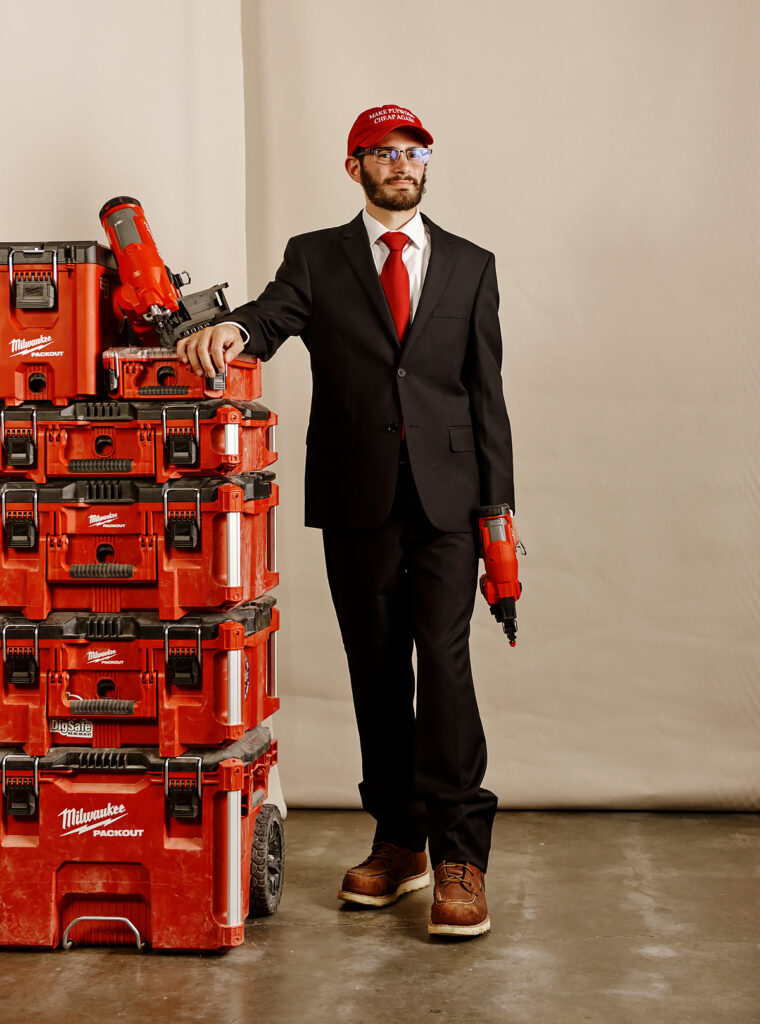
top-left (0, 725), bottom-right (280, 950)
top-left (0, 599), bottom-right (279, 756)
top-left (0, 474), bottom-right (278, 619)
top-left (0, 242), bottom-right (120, 405)
top-left (102, 347), bottom-right (262, 402)
top-left (0, 399), bottom-right (277, 482)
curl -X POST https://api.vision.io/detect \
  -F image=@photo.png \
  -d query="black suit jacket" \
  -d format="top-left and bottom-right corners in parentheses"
top-left (228, 211), bottom-right (515, 532)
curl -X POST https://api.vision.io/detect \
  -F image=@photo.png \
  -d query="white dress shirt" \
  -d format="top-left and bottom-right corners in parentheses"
top-left (224, 208), bottom-right (431, 344)
top-left (361, 208), bottom-right (431, 320)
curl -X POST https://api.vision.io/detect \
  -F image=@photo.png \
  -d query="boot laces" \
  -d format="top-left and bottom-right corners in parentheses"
top-left (440, 861), bottom-right (476, 894)
top-left (358, 841), bottom-right (401, 868)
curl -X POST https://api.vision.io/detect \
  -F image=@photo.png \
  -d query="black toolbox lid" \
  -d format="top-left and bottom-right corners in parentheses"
top-left (0, 597), bottom-right (276, 641)
top-left (0, 473), bottom-right (275, 504)
top-left (0, 398), bottom-right (272, 424)
top-left (0, 723), bottom-right (272, 773)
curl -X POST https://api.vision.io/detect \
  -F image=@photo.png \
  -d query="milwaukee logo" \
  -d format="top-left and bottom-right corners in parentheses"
top-left (59, 802), bottom-right (127, 836)
top-left (87, 512), bottom-right (125, 528)
top-left (86, 648), bottom-right (124, 666)
top-left (9, 334), bottom-right (63, 357)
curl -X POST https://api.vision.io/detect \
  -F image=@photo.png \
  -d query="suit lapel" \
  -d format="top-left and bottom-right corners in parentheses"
top-left (402, 214), bottom-right (457, 358)
top-left (339, 213), bottom-right (398, 343)
top-left (338, 211), bottom-right (458, 356)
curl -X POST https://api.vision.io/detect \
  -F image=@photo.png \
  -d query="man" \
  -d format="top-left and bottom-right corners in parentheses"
top-left (177, 104), bottom-right (517, 939)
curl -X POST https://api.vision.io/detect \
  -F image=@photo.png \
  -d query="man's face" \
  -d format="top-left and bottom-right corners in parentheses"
top-left (350, 129), bottom-right (427, 212)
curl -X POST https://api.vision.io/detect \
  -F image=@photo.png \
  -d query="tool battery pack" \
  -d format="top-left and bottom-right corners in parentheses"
top-left (0, 725), bottom-right (278, 950)
top-left (0, 400), bottom-right (277, 482)
top-left (103, 347), bottom-right (262, 402)
top-left (0, 474), bottom-right (278, 619)
top-left (0, 243), bottom-right (120, 405)
top-left (0, 599), bottom-right (279, 756)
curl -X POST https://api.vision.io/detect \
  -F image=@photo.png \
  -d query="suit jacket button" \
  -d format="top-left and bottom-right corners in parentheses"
top-left (397, 368), bottom-right (407, 378)
top-left (384, 423), bottom-right (399, 432)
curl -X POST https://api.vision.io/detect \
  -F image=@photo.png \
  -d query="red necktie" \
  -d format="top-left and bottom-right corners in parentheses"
top-left (380, 232), bottom-right (410, 343)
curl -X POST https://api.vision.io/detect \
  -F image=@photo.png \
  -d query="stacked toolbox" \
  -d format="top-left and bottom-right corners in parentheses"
top-left (0, 238), bottom-right (283, 951)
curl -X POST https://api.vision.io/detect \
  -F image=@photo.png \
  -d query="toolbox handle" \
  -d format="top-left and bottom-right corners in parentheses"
top-left (161, 404), bottom-right (200, 446)
top-left (106, 349), bottom-right (120, 391)
top-left (0, 485), bottom-right (38, 528)
top-left (70, 563), bottom-right (135, 579)
top-left (2, 621), bottom-right (39, 662)
top-left (0, 406), bottom-right (37, 446)
top-left (63, 916), bottom-right (145, 951)
top-left (8, 247), bottom-right (58, 289)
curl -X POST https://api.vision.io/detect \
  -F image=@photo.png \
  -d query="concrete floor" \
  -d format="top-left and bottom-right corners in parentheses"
top-left (0, 809), bottom-right (758, 1024)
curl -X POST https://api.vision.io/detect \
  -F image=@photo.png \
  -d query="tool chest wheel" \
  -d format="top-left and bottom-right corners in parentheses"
top-left (249, 803), bottom-right (284, 917)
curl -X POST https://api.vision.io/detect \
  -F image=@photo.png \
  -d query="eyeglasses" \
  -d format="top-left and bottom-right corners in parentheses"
top-left (356, 147), bottom-right (432, 165)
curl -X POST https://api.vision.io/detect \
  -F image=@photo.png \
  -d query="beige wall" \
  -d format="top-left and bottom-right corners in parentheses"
top-left (242, 0), bottom-right (760, 809)
top-left (0, 0), bottom-right (247, 304)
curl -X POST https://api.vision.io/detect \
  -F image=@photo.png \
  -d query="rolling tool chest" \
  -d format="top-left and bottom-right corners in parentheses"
top-left (0, 725), bottom-right (278, 950)
top-left (0, 201), bottom-right (283, 952)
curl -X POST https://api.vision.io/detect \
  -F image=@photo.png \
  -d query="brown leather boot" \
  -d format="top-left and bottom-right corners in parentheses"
top-left (428, 861), bottom-right (490, 937)
top-left (338, 841), bottom-right (430, 907)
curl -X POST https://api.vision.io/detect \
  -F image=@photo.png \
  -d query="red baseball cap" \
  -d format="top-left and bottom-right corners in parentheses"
top-left (347, 105), bottom-right (433, 156)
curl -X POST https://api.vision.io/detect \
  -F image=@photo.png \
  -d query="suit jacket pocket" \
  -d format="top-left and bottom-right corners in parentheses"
top-left (432, 305), bottom-right (469, 319)
top-left (306, 423), bottom-right (356, 449)
top-left (448, 425), bottom-right (476, 452)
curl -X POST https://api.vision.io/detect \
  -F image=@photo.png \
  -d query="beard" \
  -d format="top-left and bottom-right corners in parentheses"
top-left (359, 163), bottom-right (427, 211)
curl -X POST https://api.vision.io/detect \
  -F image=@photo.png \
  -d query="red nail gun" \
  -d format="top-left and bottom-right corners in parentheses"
top-left (475, 504), bottom-right (524, 646)
top-left (99, 196), bottom-right (229, 350)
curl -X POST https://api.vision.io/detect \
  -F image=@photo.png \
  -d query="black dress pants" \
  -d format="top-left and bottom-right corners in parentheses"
top-left (321, 454), bottom-right (498, 873)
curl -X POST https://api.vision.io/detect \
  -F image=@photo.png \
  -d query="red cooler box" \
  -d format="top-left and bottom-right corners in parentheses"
top-left (0, 599), bottom-right (279, 756)
top-left (103, 347), bottom-right (262, 403)
top-left (0, 726), bottom-right (283, 950)
top-left (0, 474), bottom-right (278, 619)
top-left (0, 400), bottom-right (277, 482)
top-left (0, 242), bottom-right (120, 405)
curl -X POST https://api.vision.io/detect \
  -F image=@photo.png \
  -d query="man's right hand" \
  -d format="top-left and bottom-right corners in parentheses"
top-left (176, 323), bottom-right (246, 377)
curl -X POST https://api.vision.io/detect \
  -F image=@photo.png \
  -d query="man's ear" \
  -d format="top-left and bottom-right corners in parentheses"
top-left (345, 156), bottom-right (362, 184)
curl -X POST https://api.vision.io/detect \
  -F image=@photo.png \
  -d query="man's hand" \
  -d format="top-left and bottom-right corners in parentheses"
top-left (175, 323), bottom-right (246, 377)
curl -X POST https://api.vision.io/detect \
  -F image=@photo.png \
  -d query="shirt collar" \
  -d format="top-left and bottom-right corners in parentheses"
top-left (362, 208), bottom-right (427, 250)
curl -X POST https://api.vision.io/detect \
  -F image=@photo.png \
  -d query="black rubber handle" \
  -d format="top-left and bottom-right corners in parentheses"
top-left (73, 699), bottom-right (135, 716)
top-left (70, 564), bottom-right (134, 579)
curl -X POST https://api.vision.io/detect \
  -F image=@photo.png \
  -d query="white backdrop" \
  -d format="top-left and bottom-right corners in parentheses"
top-left (0, 0), bottom-right (247, 304)
top-left (241, 0), bottom-right (760, 809)
top-left (1, 0), bottom-right (757, 813)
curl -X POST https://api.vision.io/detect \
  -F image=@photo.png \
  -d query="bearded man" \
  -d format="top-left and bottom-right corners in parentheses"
top-left (177, 104), bottom-right (517, 939)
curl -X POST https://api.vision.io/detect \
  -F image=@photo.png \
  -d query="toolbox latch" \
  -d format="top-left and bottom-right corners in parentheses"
top-left (163, 485), bottom-right (201, 550)
top-left (8, 247), bottom-right (58, 310)
top-left (161, 405), bottom-right (200, 467)
top-left (1, 754), bottom-right (40, 817)
top-left (0, 408), bottom-right (38, 468)
top-left (164, 623), bottom-right (202, 688)
top-left (164, 756), bottom-right (203, 819)
top-left (2, 622), bottom-right (40, 688)
top-left (1, 486), bottom-right (39, 549)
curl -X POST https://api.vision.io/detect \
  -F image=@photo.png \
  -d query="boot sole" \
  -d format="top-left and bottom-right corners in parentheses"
top-left (428, 915), bottom-right (491, 937)
top-left (337, 870), bottom-right (431, 907)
